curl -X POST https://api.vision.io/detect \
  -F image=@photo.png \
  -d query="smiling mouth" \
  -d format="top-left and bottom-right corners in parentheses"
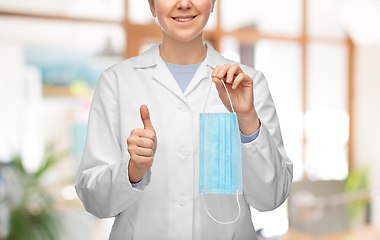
top-left (172, 16), bottom-right (196, 22)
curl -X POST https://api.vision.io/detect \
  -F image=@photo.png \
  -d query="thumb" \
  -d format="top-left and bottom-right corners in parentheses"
top-left (212, 78), bottom-right (233, 112)
top-left (212, 77), bottom-right (225, 94)
top-left (140, 105), bottom-right (154, 131)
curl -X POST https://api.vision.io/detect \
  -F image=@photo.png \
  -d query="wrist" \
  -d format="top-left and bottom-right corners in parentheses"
top-left (128, 160), bottom-right (147, 184)
top-left (236, 109), bottom-right (260, 136)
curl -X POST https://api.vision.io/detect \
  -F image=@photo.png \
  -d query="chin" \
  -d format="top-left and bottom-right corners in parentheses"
top-left (173, 32), bottom-right (204, 43)
top-left (176, 36), bottom-right (198, 43)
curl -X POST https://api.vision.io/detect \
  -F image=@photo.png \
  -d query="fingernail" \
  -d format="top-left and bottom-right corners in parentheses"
top-left (227, 78), bottom-right (230, 82)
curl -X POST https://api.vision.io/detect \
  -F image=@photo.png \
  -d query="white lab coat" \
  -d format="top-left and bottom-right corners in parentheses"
top-left (75, 43), bottom-right (293, 240)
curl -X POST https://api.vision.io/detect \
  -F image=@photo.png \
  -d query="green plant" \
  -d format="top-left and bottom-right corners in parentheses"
top-left (344, 165), bottom-right (370, 225)
top-left (4, 145), bottom-right (68, 240)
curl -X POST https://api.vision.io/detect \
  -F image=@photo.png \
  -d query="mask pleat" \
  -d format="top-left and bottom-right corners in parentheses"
top-left (224, 114), bottom-right (231, 194)
top-left (206, 114), bottom-right (218, 192)
top-left (218, 114), bottom-right (225, 193)
top-left (199, 114), bottom-right (205, 193)
top-left (231, 114), bottom-right (242, 194)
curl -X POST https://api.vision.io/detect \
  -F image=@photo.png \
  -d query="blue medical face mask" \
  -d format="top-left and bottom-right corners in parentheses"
top-left (199, 80), bottom-right (242, 224)
top-left (199, 113), bottom-right (242, 194)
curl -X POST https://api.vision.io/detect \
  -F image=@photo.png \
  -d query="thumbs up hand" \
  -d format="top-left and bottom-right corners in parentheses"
top-left (127, 105), bottom-right (157, 184)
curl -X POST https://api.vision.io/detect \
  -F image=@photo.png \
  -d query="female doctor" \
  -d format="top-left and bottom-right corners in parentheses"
top-left (75, 0), bottom-right (293, 239)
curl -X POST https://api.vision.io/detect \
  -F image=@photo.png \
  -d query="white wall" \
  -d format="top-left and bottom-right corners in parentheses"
top-left (353, 43), bottom-right (380, 226)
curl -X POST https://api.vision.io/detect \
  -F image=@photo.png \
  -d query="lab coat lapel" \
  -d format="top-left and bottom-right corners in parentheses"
top-left (134, 44), bottom-right (187, 103)
top-left (152, 58), bottom-right (187, 103)
top-left (183, 61), bottom-right (210, 96)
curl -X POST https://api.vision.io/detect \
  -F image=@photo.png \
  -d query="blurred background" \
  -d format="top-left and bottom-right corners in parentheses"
top-left (1, 0), bottom-right (380, 239)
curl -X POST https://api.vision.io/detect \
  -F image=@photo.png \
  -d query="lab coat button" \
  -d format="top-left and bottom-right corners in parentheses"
top-left (179, 105), bottom-right (188, 112)
top-left (181, 148), bottom-right (190, 156)
top-left (177, 197), bottom-right (188, 206)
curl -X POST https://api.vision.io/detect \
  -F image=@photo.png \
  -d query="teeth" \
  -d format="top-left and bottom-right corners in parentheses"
top-left (174, 17), bottom-right (193, 22)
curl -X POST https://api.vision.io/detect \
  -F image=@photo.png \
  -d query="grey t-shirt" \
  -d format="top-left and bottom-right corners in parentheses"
top-left (164, 61), bottom-right (202, 92)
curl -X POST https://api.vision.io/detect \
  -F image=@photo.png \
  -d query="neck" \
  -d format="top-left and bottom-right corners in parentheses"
top-left (159, 32), bottom-right (207, 65)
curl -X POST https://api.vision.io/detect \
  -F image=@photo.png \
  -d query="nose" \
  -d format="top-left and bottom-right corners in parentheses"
top-left (176, 0), bottom-right (192, 10)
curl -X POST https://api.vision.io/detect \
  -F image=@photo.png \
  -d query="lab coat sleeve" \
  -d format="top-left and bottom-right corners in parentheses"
top-left (242, 71), bottom-right (293, 212)
top-left (75, 70), bottom-right (150, 219)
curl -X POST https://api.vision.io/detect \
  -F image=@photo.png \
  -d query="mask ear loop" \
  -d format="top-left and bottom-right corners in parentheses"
top-left (220, 79), bottom-right (236, 114)
top-left (201, 189), bottom-right (241, 225)
top-left (203, 79), bottom-right (236, 114)
top-left (202, 78), bottom-right (236, 114)
top-left (201, 79), bottom-right (241, 225)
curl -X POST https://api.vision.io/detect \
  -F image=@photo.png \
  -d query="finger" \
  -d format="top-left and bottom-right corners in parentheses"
top-left (130, 128), bottom-right (156, 140)
top-left (140, 105), bottom-right (154, 131)
top-left (136, 138), bottom-right (155, 149)
top-left (134, 147), bottom-right (154, 157)
top-left (130, 155), bottom-right (153, 167)
top-left (212, 77), bottom-right (225, 93)
top-left (211, 66), bottom-right (223, 79)
top-left (227, 64), bottom-right (243, 84)
top-left (128, 141), bottom-right (154, 157)
top-left (231, 73), bottom-right (246, 89)
top-left (217, 64), bottom-right (231, 81)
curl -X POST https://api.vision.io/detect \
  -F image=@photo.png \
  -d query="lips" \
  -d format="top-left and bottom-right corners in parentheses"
top-left (172, 16), bottom-right (196, 22)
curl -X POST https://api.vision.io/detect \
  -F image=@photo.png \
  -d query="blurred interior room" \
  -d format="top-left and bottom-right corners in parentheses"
top-left (1, 0), bottom-right (380, 239)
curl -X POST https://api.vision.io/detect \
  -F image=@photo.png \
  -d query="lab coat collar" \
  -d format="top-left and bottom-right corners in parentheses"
top-left (134, 43), bottom-right (227, 101)
top-left (133, 42), bottom-right (225, 70)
